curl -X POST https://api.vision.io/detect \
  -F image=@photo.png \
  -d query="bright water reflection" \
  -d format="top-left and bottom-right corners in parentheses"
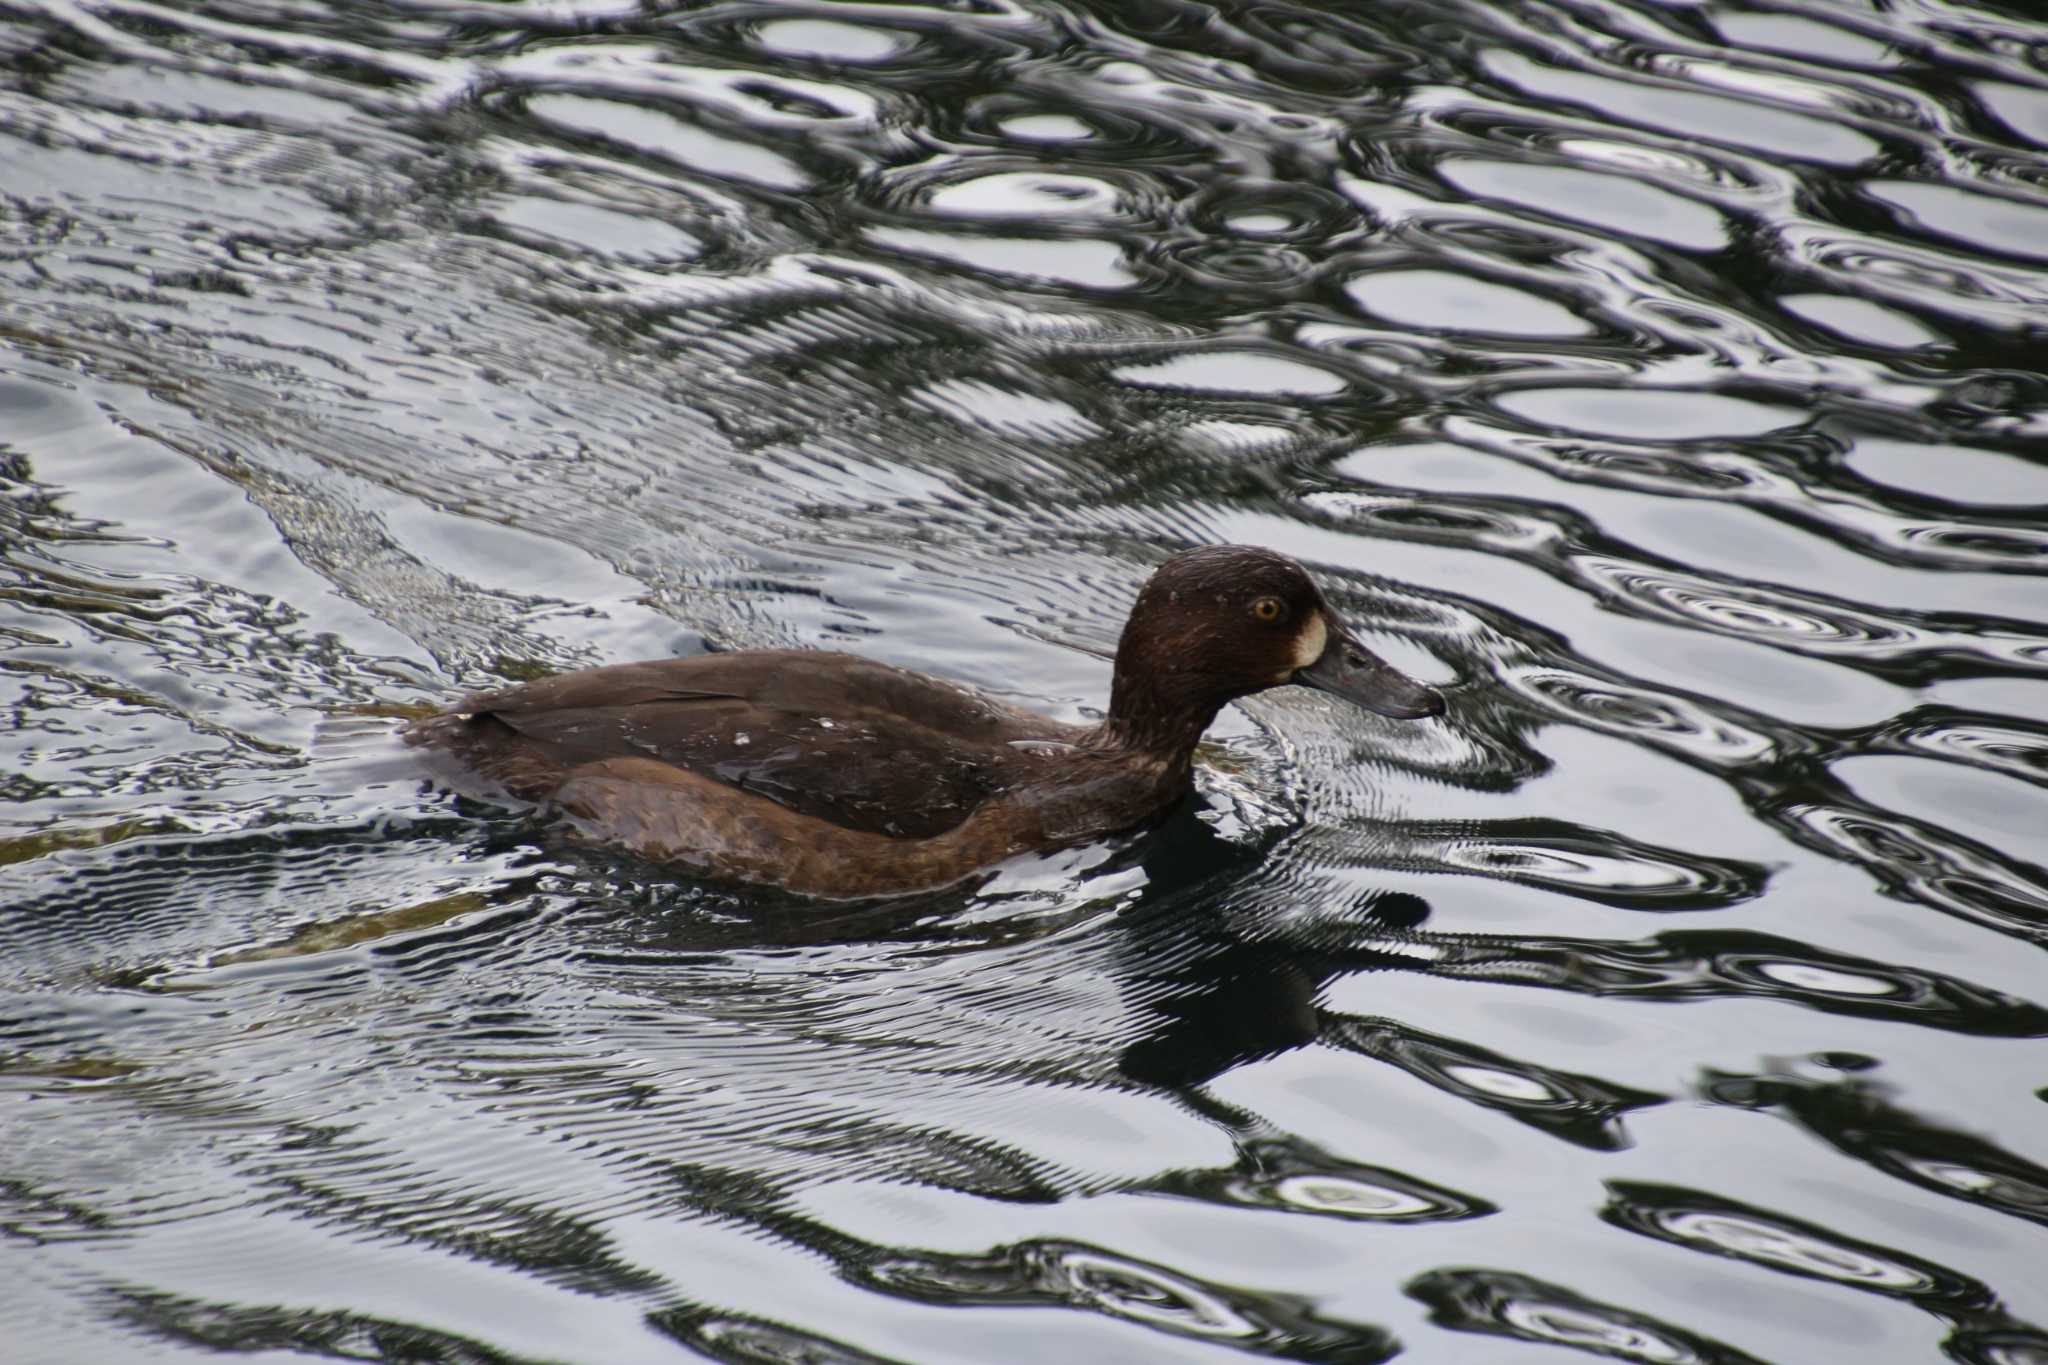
top-left (4, 0), bottom-right (2047, 1360)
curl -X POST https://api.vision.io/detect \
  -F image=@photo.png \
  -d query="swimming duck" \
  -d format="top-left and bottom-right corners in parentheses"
top-left (405, 545), bottom-right (1444, 898)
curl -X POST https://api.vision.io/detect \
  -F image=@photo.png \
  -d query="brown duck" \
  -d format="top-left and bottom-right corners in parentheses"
top-left (406, 545), bottom-right (1444, 898)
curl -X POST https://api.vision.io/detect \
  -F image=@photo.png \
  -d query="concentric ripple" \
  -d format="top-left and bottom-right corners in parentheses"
top-left (1410, 819), bottom-right (1769, 909)
top-left (1147, 1132), bottom-right (1494, 1224)
top-left (1703, 1065), bottom-right (2048, 1230)
top-left (1331, 1017), bottom-right (1665, 1151)
top-left (1503, 665), bottom-right (1779, 767)
top-left (1577, 556), bottom-right (1907, 650)
top-left (1789, 802), bottom-right (2048, 947)
top-left (1408, 1268), bottom-right (1740, 1364)
top-left (1877, 711), bottom-right (2048, 789)
top-left (1409, 928), bottom-right (2048, 1035)
top-left (858, 1239), bottom-right (1398, 1359)
top-left (1602, 1182), bottom-right (1982, 1307)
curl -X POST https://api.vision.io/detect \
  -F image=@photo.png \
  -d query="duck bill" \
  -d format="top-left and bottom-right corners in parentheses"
top-left (1294, 620), bottom-right (1445, 720)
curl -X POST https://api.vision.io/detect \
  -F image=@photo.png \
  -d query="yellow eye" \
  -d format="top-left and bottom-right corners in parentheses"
top-left (1251, 596), bottom-right (1285, 623)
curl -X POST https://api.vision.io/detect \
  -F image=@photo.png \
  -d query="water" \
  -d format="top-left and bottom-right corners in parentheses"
top-left (3, 0), bottom-right (2046, 1360)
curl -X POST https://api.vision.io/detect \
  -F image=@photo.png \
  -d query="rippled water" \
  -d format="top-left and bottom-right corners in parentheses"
top-left (5, 0), bottom-right (2047, 1360)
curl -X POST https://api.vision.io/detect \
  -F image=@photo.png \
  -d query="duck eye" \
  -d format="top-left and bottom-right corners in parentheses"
top-left (1250, 596), bottom-right (1285, 623)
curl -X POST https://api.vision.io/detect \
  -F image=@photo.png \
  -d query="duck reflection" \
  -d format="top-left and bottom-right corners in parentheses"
top-left (1110, 804), bottom-right (1661, 1153)
top-left (575, 791), bottom-right (1667, 1163)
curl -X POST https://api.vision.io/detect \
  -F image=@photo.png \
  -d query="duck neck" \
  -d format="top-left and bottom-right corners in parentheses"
top-left (1091, 670), bottom-right (1221, 767)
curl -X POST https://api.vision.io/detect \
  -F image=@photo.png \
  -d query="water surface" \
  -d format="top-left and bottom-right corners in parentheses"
top-left (5, 0), bottom-right (2047, 1360)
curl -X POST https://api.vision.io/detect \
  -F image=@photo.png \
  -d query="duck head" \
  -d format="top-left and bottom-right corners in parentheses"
top-left (1102, 545), bottom-right (1444, 754)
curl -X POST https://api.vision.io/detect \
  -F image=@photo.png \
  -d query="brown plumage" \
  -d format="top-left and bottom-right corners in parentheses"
top-left (405, 546), bottom-right (1444, 898)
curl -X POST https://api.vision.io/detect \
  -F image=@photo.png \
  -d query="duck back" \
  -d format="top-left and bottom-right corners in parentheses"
top-left (409, 651), bottom-right (1083, 839)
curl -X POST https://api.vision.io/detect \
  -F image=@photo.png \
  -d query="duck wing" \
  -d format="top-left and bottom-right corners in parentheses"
top-left (413, 652), bottom-right (1077, 839)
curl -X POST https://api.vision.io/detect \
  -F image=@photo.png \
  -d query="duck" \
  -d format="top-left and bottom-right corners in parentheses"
top-left (404, 545), bottom-right (1445, 898)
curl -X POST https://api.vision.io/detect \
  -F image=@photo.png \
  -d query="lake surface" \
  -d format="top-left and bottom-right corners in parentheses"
top-left (5, 0), bottom-right (2047, 1360)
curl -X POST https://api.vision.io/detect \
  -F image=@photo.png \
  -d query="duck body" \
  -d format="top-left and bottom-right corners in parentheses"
top-left (406, 547), bottom-right (1444, 898)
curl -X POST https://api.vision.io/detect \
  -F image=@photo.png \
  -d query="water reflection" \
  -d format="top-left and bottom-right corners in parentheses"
top-left (1602, 1179), bottom-right (2048, 1360)
top-left (1704, 1062), bottom-right (2048, 1233)
top-left (1416, 927), bottom-right (2048, 1036)
top-left (1408, 1266), bottom-right (1765, 1365)
top-left (1145, 1125), bottom-right (1491, 1227)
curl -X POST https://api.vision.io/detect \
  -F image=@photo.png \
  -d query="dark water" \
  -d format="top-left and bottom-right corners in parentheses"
top-left (4, 0), bottom-right (2047, 1359)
